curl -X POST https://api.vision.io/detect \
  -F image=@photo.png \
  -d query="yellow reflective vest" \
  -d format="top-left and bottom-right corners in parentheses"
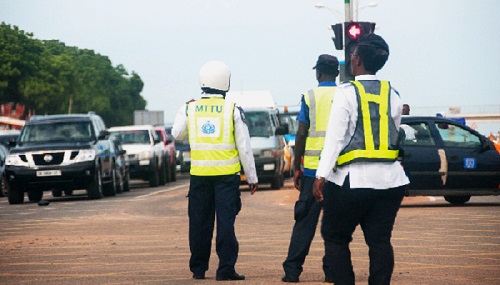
top-left (187, 97), bottom-right (241, 176)
top-left (303, 87), bottom-right (335, 170)
top-left (337, 80), bottom-right (399, 166)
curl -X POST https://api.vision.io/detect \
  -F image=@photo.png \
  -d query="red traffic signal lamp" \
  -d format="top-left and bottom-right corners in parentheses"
top-left (343, 22), bottom-right (376, 81)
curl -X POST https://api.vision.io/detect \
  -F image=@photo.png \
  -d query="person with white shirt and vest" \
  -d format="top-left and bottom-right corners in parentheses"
top-left (171, 60), bottom-right (258, 281)
top-left (313, 34), bottom-right (410, 285)
top-left (282, 54), bottom-right (338, 283)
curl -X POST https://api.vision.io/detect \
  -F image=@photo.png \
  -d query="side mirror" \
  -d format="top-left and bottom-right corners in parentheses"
top-left (480, 138), bottom-right (492, 152)
top-left (118, 149), bottom-right (126, 155)
top-left (98, 130), bottom-right (110, 140)
top-left (275, 125), bottom-right (287, 136)
top-left (8, 140), bottom-right (17, 148)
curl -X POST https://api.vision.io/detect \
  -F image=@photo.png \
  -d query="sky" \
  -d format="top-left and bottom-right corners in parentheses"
top-left (1, 0), bottom-right (500, 133)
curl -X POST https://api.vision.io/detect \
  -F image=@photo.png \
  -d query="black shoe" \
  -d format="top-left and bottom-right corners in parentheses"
top-left (281, 274), bottom-right (299, 282)
top-left (216, 272), bottom-right (245, 281)
top-left (193, 273), bottom-right (205, 280)
top-left (324, 277), bottom-right (334, 283)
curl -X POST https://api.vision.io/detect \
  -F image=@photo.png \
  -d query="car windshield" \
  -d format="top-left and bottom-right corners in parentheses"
top-left (110, 130), bottom-right (151, 144)
top-left (246, 111), bottom-right (273, 138)
top-left (279, 113), bottom-right (298, 134)
top-left (19, 121), bottom-right (93, 144)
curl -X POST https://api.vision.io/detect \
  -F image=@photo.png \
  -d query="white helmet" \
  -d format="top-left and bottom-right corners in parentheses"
top-left (199, 60), bottom-right (231, 92)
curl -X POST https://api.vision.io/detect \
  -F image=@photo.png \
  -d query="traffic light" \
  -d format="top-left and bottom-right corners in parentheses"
top-left (343, 22), bottom-right (376, 81)
top-left (331, 23), bottom-right (343, 50)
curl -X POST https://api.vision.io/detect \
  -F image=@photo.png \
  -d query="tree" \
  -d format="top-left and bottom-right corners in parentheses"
top-left (0, 22), bottom-right (148, 126)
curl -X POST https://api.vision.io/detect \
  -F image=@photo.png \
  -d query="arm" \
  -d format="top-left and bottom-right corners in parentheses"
top-left (234, 106), bottom-right (258, 194)
top-left (313, 86), bottom-right (352, 201)
top-left (293, 122), bottom-right (308, 190)
top-left (171, 104), bottom-right (188, 141)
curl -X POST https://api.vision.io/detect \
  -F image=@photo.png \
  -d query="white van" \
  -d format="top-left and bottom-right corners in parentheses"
top-left (226, 91), bottom-right (287, 189)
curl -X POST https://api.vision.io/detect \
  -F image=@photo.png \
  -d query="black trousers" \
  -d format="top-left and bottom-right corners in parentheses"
top-left (321, 180), bottom-right (405, 285)
top-left (188, 174), bottom-right (241, 278)
top-left (282, 176), bottom-right (323, 277)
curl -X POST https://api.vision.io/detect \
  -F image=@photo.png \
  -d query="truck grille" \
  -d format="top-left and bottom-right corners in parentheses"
top-left (32, 152), bottom-right (65, 166)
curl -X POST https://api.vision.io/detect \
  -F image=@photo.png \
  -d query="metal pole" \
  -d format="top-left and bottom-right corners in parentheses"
top-left (345, 0), bottom-right (353, 22)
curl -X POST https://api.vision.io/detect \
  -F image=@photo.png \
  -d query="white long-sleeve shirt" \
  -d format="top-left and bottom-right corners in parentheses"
top-left (315, 75), bottom-right (410, 189)
top-left (171, 94), bottom-right (258, 184)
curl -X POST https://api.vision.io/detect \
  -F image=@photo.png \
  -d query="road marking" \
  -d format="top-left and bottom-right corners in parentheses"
top-left (132, 183), bottom-right (189, 200)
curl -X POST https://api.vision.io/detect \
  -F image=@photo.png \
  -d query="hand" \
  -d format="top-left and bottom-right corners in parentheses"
top-left (293, 169), bottom-right (302, 191)
top-left (249, 183), bottom-right (258, 195)
top-left (313, 178), bottom-right (325, 202)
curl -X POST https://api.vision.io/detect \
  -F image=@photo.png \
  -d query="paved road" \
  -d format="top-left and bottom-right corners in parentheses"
top-left (0, 175), bottom-right (499, 285)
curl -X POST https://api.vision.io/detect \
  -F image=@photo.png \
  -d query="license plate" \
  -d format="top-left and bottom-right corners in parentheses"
top-left (36, 170), bottom-right (62, 177)
top-left (240, 174), bottom-right (246, 182)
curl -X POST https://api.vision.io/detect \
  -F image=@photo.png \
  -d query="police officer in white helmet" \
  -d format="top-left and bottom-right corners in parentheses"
top-left (172, 60), bottom-right (258, 281)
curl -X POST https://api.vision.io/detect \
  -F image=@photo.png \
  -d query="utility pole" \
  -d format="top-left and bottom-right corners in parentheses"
top-left (345, 0), bottom-right (353, 22)
top-left (340, 0), bottom-right (353, 81)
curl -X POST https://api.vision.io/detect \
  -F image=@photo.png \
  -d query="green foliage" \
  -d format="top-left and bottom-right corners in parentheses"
top-left (0, 22), bottom-right (147, 127)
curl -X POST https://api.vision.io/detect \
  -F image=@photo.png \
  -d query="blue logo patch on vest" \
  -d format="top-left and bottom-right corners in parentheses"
top-left (196, 117), bottom-right (221, 137)
top-left (202, 120), bottom-right (216, 134)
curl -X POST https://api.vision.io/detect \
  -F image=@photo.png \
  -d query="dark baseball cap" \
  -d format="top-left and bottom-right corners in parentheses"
top-left (357, 33), bottom-right (389, 54)
top-left (313, 54), bottom-right (339, 74)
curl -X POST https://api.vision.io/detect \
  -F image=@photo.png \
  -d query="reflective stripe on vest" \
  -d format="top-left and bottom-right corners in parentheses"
top-left (303, 87), bottom-right (335, 170)
top-left (337, 81), bottom-right (399, 166)
top-left (187, 97), bottom-right (241, 176)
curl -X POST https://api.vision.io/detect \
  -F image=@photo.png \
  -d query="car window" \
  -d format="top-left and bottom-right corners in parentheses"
top-left (435, 123), bottom-right (481, 148)
top-left (399, 122), bottom-right (435, 146)
top-left (20, 121), bottom-right (93, 143)
top-left (110, 130), bottom-right (151, 144)
top-left (245, 111), bottom-right (273, 138)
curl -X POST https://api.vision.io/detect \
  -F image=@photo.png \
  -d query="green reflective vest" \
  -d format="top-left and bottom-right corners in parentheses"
top-left (337, 80), bottom-right (399, 166)
top-left (303, 87), bottom-right (335, 170)
top-left (187, 97), bottom-right (241, 176)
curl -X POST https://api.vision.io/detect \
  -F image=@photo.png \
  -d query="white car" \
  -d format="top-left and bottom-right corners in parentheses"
top-left (108, 125), bottom-right (167, 187)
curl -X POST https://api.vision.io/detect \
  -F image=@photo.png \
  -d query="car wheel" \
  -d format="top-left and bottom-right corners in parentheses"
top-left (149, 160), bottom-right (160, 187)
top-left (116, 167), bottom-right (124, 194)
top-left (28, 190), bottom-right (43, 202)
top-left (87, 165), bottom-right (103, 199)
top-left (159, 160), bottom-right (167, 185)
top-left (1, 175), bottom-right (7, 197)
top-left (64, 190), bottom-right (73, 196)
top-left (123, 171), bottom-right (130, 192)
top-left (444, 195), bottom-right (471, 205)
top-left (170, 162), bottom-right (176, 182)
top-left (7, 181), bottom-right (24, 204)
top-left (103, 165), bottom-right (117, 197)
top-left (52, 190), bottom-right (62, 197)
top-left (271, 174), bottom-right (281, 190)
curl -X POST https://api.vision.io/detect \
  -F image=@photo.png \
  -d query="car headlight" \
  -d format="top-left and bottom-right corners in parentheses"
top-left (6, 154), bottom-right (29, 167)
top-left (74, 149), bottom-right (96, 162)
top-left (138, 151), bottom-right (152, 161)
top-left (261, 149), bottom-right (277, 158)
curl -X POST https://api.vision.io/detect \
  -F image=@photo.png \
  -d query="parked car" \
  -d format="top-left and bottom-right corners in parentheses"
top-left (3, 113), bottom-right (116, 204)
top-left (98, 136), bottom-right (130, 193)
top-left (241, 109), bottom-right (287, 189)
top-left (0, 129), bottom-right (20, 149)
top-left (400, 116), bottom-right (500, 205)
top-left (154, 126), bottom-right (176, 181)
top-left (108, 125), bottom-right (167, 187)
top-left (175, 137), bottom-right (191, 173)
top-left (0, 144), bottom-right (8, 197)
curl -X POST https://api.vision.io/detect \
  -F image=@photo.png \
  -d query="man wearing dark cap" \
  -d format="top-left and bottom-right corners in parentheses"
top-left (313, 34), bottom-right (409, 284)
top-left (281, 54), bottom-right (339, 283)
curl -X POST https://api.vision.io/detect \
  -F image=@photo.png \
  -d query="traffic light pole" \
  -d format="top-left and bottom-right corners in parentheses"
top-left (341, 0), bottom-right (353, 82)
top-left (345, 0), bottom-right (353, 22)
